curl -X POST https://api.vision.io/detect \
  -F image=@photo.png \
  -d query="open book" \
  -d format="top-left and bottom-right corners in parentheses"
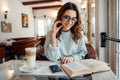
top-left (61, 59), bottom-right (111, 77)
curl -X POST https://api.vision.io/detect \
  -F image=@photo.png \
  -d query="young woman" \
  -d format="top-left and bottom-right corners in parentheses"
top-left (44, 2), bottom-right (87, 64)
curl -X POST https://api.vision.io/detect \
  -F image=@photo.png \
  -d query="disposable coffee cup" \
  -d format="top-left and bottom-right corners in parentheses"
top-left (25, 47), bottom-right (36, 69)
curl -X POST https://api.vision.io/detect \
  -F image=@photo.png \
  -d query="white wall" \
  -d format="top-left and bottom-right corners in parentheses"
top-left (0, 0), bottom-right (34, 42)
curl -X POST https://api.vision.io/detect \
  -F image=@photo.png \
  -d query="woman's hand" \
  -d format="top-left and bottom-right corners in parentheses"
top-left (51, 20), bottom-right (62, 47)
top-left (61, 56), bottom-right (74, 64)
top-left (52, 20), bottom-right (62, 35)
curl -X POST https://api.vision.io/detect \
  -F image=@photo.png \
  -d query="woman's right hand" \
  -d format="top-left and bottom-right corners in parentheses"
top-left (52, 20), bottom-right (62, 35)
top-left (61, 56), bottom-right (74, 64)
top-left (51, 21), bottom-right (62, 47)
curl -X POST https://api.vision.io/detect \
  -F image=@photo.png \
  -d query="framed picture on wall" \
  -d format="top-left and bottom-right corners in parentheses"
top-left (1, 21), bottom-right (12, 32)
top-left (21, 13), bottom-right (28, 28)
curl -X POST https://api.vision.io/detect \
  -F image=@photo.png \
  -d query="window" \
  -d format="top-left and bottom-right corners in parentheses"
top-left (81, 0), bottom-right (95, 46)
top-left (36, 18), bottom-right (55, 37)
top-left (37, 19), bottom-right (45, 36)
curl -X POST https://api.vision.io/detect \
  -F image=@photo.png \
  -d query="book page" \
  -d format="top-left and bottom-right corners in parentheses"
top-left (79, 59), bottom-right (110, 72)
top-left (62, 61), bottom-right (91, 72)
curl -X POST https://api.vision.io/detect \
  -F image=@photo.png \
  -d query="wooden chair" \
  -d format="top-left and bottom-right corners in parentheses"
top-left (85, 43), bottom-right (98, 59)
top-left (0, 47), bottom-right (6, 63)
top-left (12, 38), bottom-right (38, 59)
top-left (37, 36), bottom-right (46, 48)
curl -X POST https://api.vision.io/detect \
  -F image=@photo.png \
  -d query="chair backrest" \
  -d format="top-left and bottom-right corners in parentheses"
top-left (12, 38), bottom-right (37, 57)
top-left (85, 43), bottom-right (98, 59)
top-left (0, 47), bottom-right (6, 62)
top-left (37, 36), bottom-right (46, 48)
top-left (0, 47), bottom-right (6, 58)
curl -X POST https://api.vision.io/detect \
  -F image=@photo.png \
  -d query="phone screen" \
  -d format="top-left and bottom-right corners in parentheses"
top-left (49, 65), bottom-right (62, 73)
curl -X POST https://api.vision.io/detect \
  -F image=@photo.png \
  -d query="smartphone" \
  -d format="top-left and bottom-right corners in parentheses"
top-left (57, 23), bottom-right (62, 27)
top-left (49, 65), bottom-right (62, 73)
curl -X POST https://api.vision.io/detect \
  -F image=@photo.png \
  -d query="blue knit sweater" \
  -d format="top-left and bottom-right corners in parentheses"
top-left (44, 30), bottom-right (87, 61)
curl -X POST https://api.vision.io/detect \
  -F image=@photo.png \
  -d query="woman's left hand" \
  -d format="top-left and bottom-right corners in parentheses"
top-left (61, 56), bottom-right (74, 64)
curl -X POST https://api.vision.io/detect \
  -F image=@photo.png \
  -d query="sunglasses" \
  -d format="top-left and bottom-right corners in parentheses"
top-left (62, 15), bottom-right (77, 23)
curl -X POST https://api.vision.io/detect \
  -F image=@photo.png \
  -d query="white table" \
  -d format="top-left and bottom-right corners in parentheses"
top-left (0, 60), bottom-right (118, 80)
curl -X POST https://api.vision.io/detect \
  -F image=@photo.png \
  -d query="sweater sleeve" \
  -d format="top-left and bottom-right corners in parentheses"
top-left (44, 31), bottom-right (61, 61)
top-left (72, 37), bottom-right (87, 61)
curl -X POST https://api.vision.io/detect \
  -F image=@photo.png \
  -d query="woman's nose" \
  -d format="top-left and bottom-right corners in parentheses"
top-left (67, 19), bottom-right (73, 24)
